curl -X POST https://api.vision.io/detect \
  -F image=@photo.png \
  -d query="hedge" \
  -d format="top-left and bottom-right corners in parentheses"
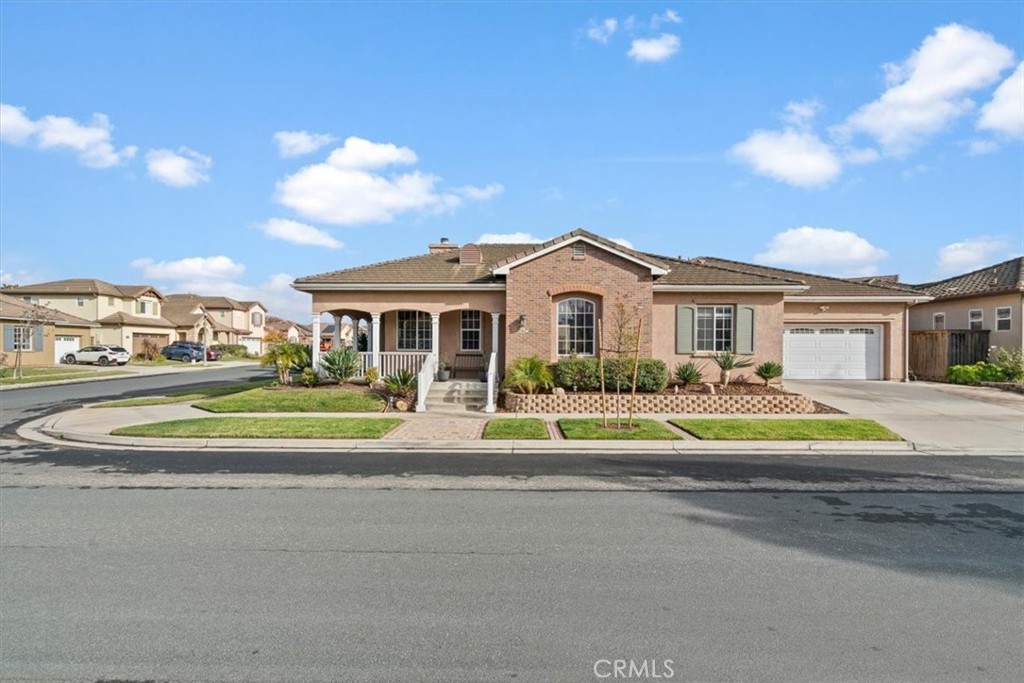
top-left (554, 358), bottom-right (668, 393)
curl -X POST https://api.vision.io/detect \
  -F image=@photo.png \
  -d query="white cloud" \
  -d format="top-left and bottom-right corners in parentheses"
top-left (755, 226), bottom-right (889, 275)
top-left (258, 218), bottom-right (343, 249)
top-left (326, 136), bottom-right (417, 170)
top-left (477, 232), bottom-right (544, 244)
top-left (968, 139), bottom-right (1000, 155)
top-left (275, 137), bottom-right (501, 225)
top-left (456, 183), bottom-right (505, 201)
top-left (730, 129), bottom-right (842, 187)
top-left (838, 24), bottom-right (1015, 156)
top-left (977, 62), bottom-right (1024, 139)
top-left (0, 103), bottom-right (137, 168)
top-left (843, 147), bottom-right (881, 164)
top-left (273, 130), bottom-right (337, 158)
top-left (586, 18), bottom-right (618, 44)
top-left (781, 99), bottom-right (823, 128)
top-left (627, 33), bottom-right (681, 63)
top-left (936, 236), bottom-right (1011, 273)
top-left (609, 237), bottom-right (635, 250)
top-left (131, 255), bottom-right (244, 281)
top-left (146, 147), bottom-right (212, 187)
top-left (651, 9), bottom-right (682, 28)
top-left (900, 164), bottom-right (929, 180)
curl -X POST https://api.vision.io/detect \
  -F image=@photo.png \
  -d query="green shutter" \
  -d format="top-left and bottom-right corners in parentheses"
top-left (736, 306), bottom-right (755, 354)
top-left (3, 325), bottom-right (14, 352)
top-left (33, 325), bottom-right (44, 351)
top-left (675, 305), bottom-right (695, 354)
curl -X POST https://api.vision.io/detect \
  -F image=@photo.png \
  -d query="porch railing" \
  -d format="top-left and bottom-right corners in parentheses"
top-left (416, 355), bottom-right (437, 412)
top-left (357, 351), bottom-right (430, 378)
top-left (484, 351), bottom-right (497, 413)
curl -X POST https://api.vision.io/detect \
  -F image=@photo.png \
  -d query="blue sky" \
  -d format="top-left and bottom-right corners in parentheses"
top-left (2, 1), bottom-right (1022, 321)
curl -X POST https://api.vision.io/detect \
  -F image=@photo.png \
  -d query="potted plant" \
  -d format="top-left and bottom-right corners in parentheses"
top-left (437, 355), bottom-right (451, 381)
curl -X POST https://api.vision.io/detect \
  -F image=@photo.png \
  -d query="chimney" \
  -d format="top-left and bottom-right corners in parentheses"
top-left (428, 236), bottom-right (460, 255)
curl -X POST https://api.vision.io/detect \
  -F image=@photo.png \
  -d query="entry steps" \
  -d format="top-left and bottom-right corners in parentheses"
top-left (426, 379), bottom-right (489, 413)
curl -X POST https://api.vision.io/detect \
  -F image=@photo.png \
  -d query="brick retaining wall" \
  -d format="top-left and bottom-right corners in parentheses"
top-left (504, 392), bottom-right (815, 414)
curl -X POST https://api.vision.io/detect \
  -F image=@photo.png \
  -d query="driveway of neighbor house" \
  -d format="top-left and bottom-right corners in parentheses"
top-left (785, 380), bottom-right (1024, 453)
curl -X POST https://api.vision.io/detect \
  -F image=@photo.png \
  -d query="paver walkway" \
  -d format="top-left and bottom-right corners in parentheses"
top-left (384, 415), bottom-right (488, 441)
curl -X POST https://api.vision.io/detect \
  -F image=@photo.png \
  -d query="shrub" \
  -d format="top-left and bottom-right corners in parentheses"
top-left (504, 356), bottom-right (554, 394)
top-left (674, 361), bottom-right (704, 386)
top-left (754, 361), bottom-right (784, 386)
top-left (947, 362), bottom-right (1009, 384)
top-left (261, 341), bottom-right (308, 384)
top-left (136, 339), bottom-right (163, 361)
top-left (383, 368), bottom-right (417, 401)
top-left (321, 347), bottom-right (360, 384)
top-left (634, 359), bottom-right (669, 393)
top-left (366, 366), bottom-right (380, 383)
top-left (300, 367), bottom-right (320, 388)
top-left (710, 351), bottom-right (754, 386)
top-left (289, 344), bottom-right (312, 372)
top-left (555, 358), bottom-right (600, 391)
top-left (990, 347), bottom-right (1024, 381)
top-left (211, 343), bottom-right (250, 358)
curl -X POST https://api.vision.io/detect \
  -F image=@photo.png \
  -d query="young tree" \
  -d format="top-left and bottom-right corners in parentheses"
top-left (5, 300), bottom-right (60, 379)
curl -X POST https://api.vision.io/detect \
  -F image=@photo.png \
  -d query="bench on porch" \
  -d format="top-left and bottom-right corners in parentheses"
top-left (453, 353), bottom-right (484, 379)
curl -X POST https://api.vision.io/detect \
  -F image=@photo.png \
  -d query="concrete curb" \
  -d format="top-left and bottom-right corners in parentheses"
top-left (0, 361), bottom-right (260, 391)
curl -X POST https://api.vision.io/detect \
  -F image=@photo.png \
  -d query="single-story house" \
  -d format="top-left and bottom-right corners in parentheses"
top-left (0, 293), bottom-right (99, 367)
top-left (908, 256), bottom-right (1023, 351)
top-left (293, 229), bottom-right (931, 383)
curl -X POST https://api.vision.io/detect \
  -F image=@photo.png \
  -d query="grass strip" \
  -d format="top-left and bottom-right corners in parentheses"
top-left (195, 386), bottom-right (385, 413)
top-left (483, 418), bottom-right (549, 440)
top-left (0, 370), bottom-right (131, 386)
top-left (92, 380), bottom-right (274, 408)
top-left (112, 417), bottom-right (402, 439)
top-left (558, 418), bottom-right (681, 440)
top-left (670, 418), bottom-right (902, 441)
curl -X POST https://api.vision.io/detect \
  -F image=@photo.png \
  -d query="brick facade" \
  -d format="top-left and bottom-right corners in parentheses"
top-left (504, 245), bottom-right (653, 364)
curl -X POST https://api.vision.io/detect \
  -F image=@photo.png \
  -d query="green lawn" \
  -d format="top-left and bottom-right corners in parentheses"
top-left (558, 418), bottom-right (682, 440)
top-left (0, 368), bottom-right (131, 386)
top-left (670, 418), bottom-right (902, 441)
top-left (112, 417), bottom-right (402, 439)
top-left (483, 418), bottom-right (549, 440)
top-left (92, 380), bottom-right (274, 408)
top-left (195, 386), bottom-right (385, 413)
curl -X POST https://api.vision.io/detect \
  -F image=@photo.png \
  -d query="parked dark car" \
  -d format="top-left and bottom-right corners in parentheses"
top-left (160, 342), bottom-right (207, 363)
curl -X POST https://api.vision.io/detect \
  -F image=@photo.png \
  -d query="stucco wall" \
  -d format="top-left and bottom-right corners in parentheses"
top-left (910, 293), bottom-right (1023, 351)
top-left (1, 323), bottom-right (94, 367)
top-left (504, 245), bottom-right (654, 365)
top-left (652, 291), bottom-right (785, 384)
top-left (784, 301), bottom-right (908, 380)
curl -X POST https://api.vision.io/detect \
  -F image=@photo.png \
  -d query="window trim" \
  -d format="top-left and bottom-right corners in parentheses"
top-left (460, 310), bottom-right (482, 352)
top-left (995, 307), bottom-right (1011, 331)
top-left (968, 308), bottom-right (983, 331)
top-left (12, 326), bottom-right (34, 351)
top-left (556, 297), bottom-right (596, 356)
top-left (76, 297), bottom-right (85, 307)
top-left (695, 305), bottom-right (734, 352)
top-left (395, 310), bottom-right (432, 351)
top-left (932, 312), bottom-right (945, 330)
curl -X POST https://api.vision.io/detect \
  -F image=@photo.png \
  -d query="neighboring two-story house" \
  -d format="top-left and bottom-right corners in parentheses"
top-left (0, 292), bottom-right (99, 366)
top-left (5, 279), bottom-right (176, 354)
top-left (163, 295), bottom-right (267, 355)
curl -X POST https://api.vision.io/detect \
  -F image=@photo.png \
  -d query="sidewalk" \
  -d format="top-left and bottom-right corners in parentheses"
top-left (0, 360), bottom-right (259, 391)
top-left (17, 402), bottom-right (1019, 456)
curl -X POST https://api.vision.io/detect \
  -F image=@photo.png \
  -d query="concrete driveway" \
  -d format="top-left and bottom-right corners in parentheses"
top-left (785, 380), bottom-right (1024, 454)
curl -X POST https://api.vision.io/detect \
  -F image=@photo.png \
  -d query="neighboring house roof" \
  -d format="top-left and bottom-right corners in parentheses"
top-left (0, 293), bottom-right (99, 327)
top-left (266, 316), bottom-right (311, 334)
top-left (6, 279), bottom-right (164, 299)
top-left (694, 258), bottom-right (930, 299)
top-left (910, 256), bottom-right (1024, 301)
top-left (98, 311), bottom-right (178, 328)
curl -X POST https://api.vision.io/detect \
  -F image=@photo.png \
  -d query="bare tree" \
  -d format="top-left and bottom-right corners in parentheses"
top-left (6, 300), bottom-right (60, 379)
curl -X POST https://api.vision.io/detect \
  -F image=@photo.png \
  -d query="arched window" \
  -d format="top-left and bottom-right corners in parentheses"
top-left (557, 298), bottom-right (595, 356)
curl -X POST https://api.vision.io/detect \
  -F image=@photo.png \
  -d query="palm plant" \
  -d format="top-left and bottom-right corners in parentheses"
top-left (321, 347), bottom-right (361, 385)
top-left (710, 351), bottom-right (754, 387)
top-left (503, 356), bottom-right (554, 395)
top-left (754, 361), bottom-right (784, 386)
top-left (260, 342), bottom-right (307, 385)
top-left (383, 368), bottom-right (418, 401)
top-left (673, 361), bottom-right (704, 387)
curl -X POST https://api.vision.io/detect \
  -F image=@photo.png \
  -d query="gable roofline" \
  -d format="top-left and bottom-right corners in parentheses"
top-left (491, 229), bottom-right (670, 276)
top-left (0, 293), bottom-right (100, 327)
top-left (910, 255), bottom-right (1024, 300)
top-left (6, 279), bottom-right (164, 300)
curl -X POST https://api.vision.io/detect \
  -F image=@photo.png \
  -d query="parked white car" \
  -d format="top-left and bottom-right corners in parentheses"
top-left (63, 345), bottom-right (131, 366)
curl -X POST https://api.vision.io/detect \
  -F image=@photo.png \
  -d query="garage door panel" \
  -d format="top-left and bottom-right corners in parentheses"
top-left (784, 325), bottom-right (882, 380)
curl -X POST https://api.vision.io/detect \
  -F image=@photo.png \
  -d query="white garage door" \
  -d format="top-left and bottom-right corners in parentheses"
top-left (784, 326), bottom-right (882, 380)
top-left (240, 337), bottom-right (263, 356)
top-left (54, 335), bottom-right (80, 363)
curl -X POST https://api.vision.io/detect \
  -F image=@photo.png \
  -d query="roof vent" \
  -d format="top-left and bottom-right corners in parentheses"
top-left (459, 244), bottom-right (483, 265)
top-left (428, 238), bottom-right (460, 255)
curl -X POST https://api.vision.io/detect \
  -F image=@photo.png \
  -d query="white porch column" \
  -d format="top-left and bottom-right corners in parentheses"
top-left (370, 313), bottom-right (381, 371)
top-left (333, 314), bottom-right (342, 350)
top-left (490, 312), bottom-right (502, 362)
top-left (311, 314), bottom-right (322, 371)
top-left (430, 312), bottom-right (440, 367)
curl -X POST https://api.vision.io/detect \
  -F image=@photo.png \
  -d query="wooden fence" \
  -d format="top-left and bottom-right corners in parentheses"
top-left (909, 330), bottom-right (990, 380)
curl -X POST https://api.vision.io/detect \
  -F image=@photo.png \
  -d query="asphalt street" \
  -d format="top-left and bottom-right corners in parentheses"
top-left (1, 488), bottom-right (1021, 682)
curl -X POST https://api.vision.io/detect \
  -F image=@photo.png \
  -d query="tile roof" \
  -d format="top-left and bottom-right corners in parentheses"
top-left (910, 256), bottom-right (1024, 300)
top-left (98, 311), bottom-right (178, 328)
top-left (6, 279), bottom-right (164, 299)
top-left (294, 244), bottom-right (526, 285)
top-left (165, 293), bottom-right (248, 311)
top-left (694, 258), bottom-right (928, 297)
top-left (0, 293), bottom-right (98, 327)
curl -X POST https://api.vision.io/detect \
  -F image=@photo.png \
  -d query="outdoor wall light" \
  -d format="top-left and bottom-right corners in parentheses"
top-left (819, 305), bottom-right (830, 312)
top-left (518, 314), bottom-right (528, 332)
